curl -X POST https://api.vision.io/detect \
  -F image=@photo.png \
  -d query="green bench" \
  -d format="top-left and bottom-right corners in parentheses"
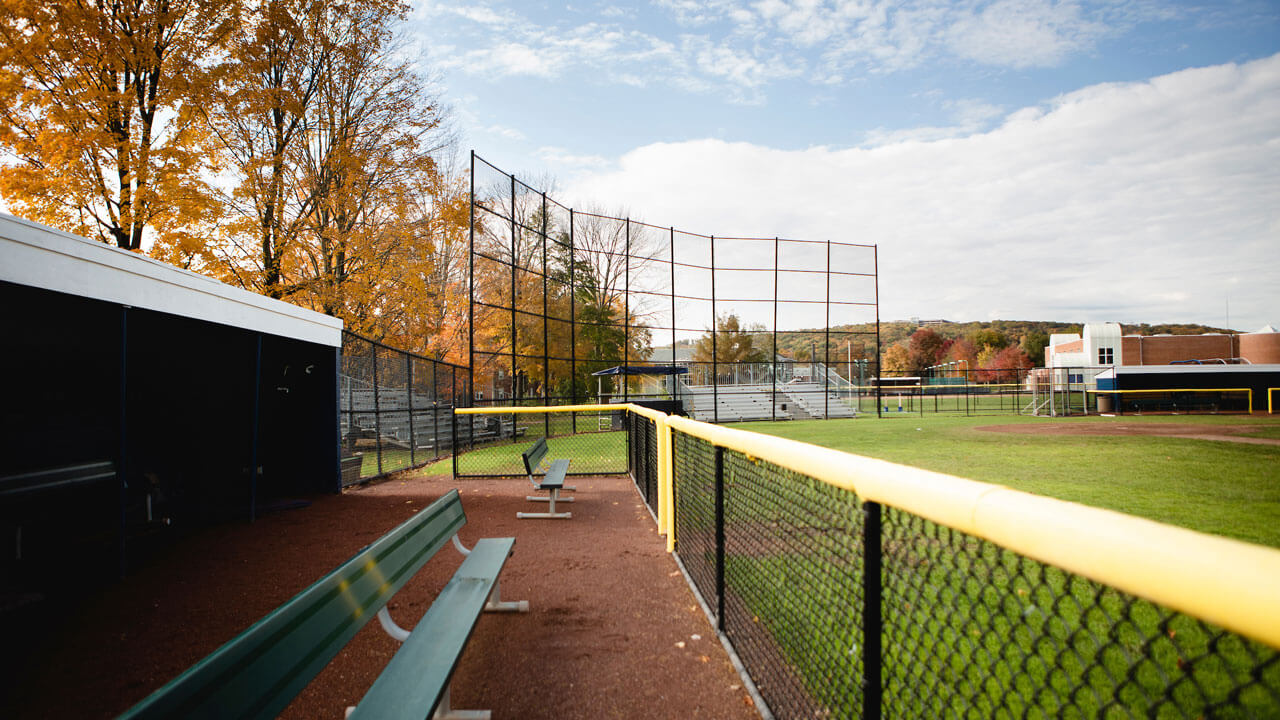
top-left (118, 488), bottom-right (526, 720)
top-left (518, 437), bottom-right (574, 520)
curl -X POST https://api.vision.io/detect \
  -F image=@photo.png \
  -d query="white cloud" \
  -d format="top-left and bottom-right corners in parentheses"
top-left (414, 0), bottom-right (1241, 103)
top-left (559, 55), bottom-right (1280, 330)
top-left (946, 0), bottom-right (1109, 68)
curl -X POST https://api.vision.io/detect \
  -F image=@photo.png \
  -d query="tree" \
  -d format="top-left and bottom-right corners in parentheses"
top-left (206, 0), bottom-right (336, 297)
top-left (980, 345), bottom-right (1033, 383)
top-left (971, 328), bottom-right (1009, 353)
top-left (0, 0), bottom-right (232, 250)
top-left (907, 327), bottom-right (946, 375)
top-left (882, 343), bottom-right (910, 375)
top-left (946, 337), bottom-right (979, 379)
top-left (1021, 331), bottom-right (1050, 367)
top-left (692, 314), bottom-right (767, 365)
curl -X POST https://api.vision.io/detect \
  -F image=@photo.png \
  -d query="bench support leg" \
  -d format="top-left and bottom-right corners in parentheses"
top-left (517, 489), bottom-right (571, 519)
top-left (483, 577), bottom-right (529, 613)
top-left (525, 495), bottom-right (575, 503)
top-left (433, 685), bottom-right (490, 720)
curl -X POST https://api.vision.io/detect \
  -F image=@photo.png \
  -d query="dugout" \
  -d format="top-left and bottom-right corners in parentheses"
top-left (0, 214), bottom-right (342, 583)
top-left (1094, 364), bottom-right (1280, 413)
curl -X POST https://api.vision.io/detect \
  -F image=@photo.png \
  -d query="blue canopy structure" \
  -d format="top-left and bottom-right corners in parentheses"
top-left (591, 365), bottom-right (689, 376)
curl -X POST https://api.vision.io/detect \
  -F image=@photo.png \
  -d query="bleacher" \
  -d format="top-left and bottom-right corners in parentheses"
top-left (780, 382), bottom-right (856, 419)
top-left (682, 384), bottom-right (794, 422)
top-left (340, 378), bottom-right (518, 455)
top-left (681, 381), bottom-right (856, 422)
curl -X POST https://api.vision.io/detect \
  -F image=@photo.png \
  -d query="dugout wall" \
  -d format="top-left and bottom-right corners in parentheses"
top-left (468, 152), bottom-right (881, 421)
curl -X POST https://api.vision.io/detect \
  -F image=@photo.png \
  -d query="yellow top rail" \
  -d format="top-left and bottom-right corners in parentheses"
top-left (1085, 387), bottom-right (1253, 393)
top-left (456, 403), bottom-right (1280, 649)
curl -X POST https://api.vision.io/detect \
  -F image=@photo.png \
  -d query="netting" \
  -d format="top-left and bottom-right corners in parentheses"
top-left (469, 153), bottom-right (881, 421)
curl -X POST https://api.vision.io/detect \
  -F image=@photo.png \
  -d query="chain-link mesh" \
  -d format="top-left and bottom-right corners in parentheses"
top-left (453, 409), bottom-right (627, 478)
top-left (673, 432), bottom-right (718, 619)
top-left (624, 413), bottom-right (660, 516)
top-left (339, 331), bottom-right (467, 485)
top-left (667, 423), bottom-right (1280, 719)
top-left (720, 450), bottom-right (866, 718)
top-left (881, 509), bottom-right (1280, 719)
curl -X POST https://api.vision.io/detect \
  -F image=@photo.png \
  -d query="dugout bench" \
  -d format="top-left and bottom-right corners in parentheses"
top-left (519, 437), bottom-right (575, 520)
top-left (118, 488), bottom-right (526, 720)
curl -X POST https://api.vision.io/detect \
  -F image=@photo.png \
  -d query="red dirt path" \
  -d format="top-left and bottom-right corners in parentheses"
top-left (1, 474), bottom-right (760, 720)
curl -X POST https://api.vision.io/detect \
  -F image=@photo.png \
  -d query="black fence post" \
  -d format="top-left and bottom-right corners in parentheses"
top-left (714, 446), bottom-right (726, 632)
top-left (408, 356), bottom-right (416, 467)
top-left (451, 410), bottom-right (459, 478)
top-left (862, 500), bottom-right (883, 720)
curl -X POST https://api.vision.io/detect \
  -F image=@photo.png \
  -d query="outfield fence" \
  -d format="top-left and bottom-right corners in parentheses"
top-left (1088, 388), bottom-right (1254, 416)
top-left (456, 404), bottom-right (1280, 719)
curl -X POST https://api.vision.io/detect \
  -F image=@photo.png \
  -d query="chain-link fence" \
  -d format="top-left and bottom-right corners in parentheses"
top-left (339, 332), bottom-right (469, 485)
top-left (627, 411), bottom-right (660, 518)
top-left (451, 407), bottom-right (628, 478)
top-left (617, 407), bottom-right (1280, 719)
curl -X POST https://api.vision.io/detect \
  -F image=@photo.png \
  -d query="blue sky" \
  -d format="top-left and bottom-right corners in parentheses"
top-left (408, 1), bottom-right (1280, 331)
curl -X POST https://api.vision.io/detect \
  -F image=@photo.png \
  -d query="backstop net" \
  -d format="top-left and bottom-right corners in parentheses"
top-left (464, 403), bottom-right (1280, 719)
top-left (468, 153), bottom-right (880, 422)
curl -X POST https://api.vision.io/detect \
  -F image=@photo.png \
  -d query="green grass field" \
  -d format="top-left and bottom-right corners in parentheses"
top-left (733, 413), bottom-right (1280, 548)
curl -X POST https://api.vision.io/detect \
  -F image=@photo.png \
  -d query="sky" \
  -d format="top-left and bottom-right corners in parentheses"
top-left (408, 0), bottom-right (1280, 331)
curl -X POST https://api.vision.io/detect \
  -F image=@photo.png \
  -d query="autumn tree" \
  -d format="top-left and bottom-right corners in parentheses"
top-left (0, 0), bottom-right (233, 250)
top-left (692, 314), bottom-right (767, 365)
top-left (945, 337), bottom-right (979, 378)
top-left (204, 0), bottom-right (336, 296)
top-left (981, 344), bottom-right (1033, 383)
top-left (881, 343), bottom-right (910, 375)
top-left (906, 327), bottom-right (946, 375)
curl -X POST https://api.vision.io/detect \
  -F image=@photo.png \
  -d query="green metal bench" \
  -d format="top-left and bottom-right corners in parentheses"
top-left (118, 488), bottom-right (526, 720)
top-left (518, 437), bottom-right (573, 520)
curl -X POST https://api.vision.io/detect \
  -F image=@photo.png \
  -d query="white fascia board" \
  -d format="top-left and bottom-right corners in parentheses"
top-left (1114, 364), bottom-right (1280, 375)
top-left (0, 213), bottom-right (342, 347)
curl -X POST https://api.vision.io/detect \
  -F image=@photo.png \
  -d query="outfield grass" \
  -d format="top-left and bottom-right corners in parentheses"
top-left (733, 414), bottom-right (1280, 548)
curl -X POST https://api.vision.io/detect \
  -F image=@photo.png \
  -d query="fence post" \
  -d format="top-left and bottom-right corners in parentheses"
top-left (862, 500), bottom-right (883, 720)
top-left (714, 445), bottom-right (726, 632)
top-left (451, 410), bottom-right (459, 478)
top-left (408, 356), bottom-right (416, 467)
top-left (373, 346), bottom-right (383, 477)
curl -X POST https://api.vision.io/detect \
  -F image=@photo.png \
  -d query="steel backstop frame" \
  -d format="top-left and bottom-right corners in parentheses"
top-left (468, 152), bottom-right (882, 422)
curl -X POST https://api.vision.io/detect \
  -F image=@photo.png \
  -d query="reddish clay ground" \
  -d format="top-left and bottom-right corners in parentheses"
top-left (977, 421), bottom-right (1280, 445)
top-left (2, 473), bottom-right (760, 720)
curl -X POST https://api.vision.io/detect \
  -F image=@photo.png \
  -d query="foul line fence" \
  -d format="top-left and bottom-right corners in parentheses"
top-left (455, 404), bottom-right (1280, 718)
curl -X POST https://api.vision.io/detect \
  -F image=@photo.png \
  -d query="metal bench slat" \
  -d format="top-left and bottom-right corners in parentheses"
top-left (118, 489), bottom-right (468, 720)
top-left (521, 437), bottom-right (549, 476)
top-left (0, 461), bottom-right (116, 498)
top-left (538, 458), bottom-right (570, 489)
top-left (349, 537), bottom-right (516, 719)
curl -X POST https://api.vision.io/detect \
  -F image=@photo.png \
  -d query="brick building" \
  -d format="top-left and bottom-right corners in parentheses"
top-left (1044, 322), bottom-right (1280, 412)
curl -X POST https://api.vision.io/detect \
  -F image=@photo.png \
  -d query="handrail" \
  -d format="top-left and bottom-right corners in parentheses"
top-left (456, 403), bottom-right (1280, 649)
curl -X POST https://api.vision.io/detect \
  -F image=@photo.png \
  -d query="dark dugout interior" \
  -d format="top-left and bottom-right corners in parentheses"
top-left (0, 279), bottom-right (339, 591)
